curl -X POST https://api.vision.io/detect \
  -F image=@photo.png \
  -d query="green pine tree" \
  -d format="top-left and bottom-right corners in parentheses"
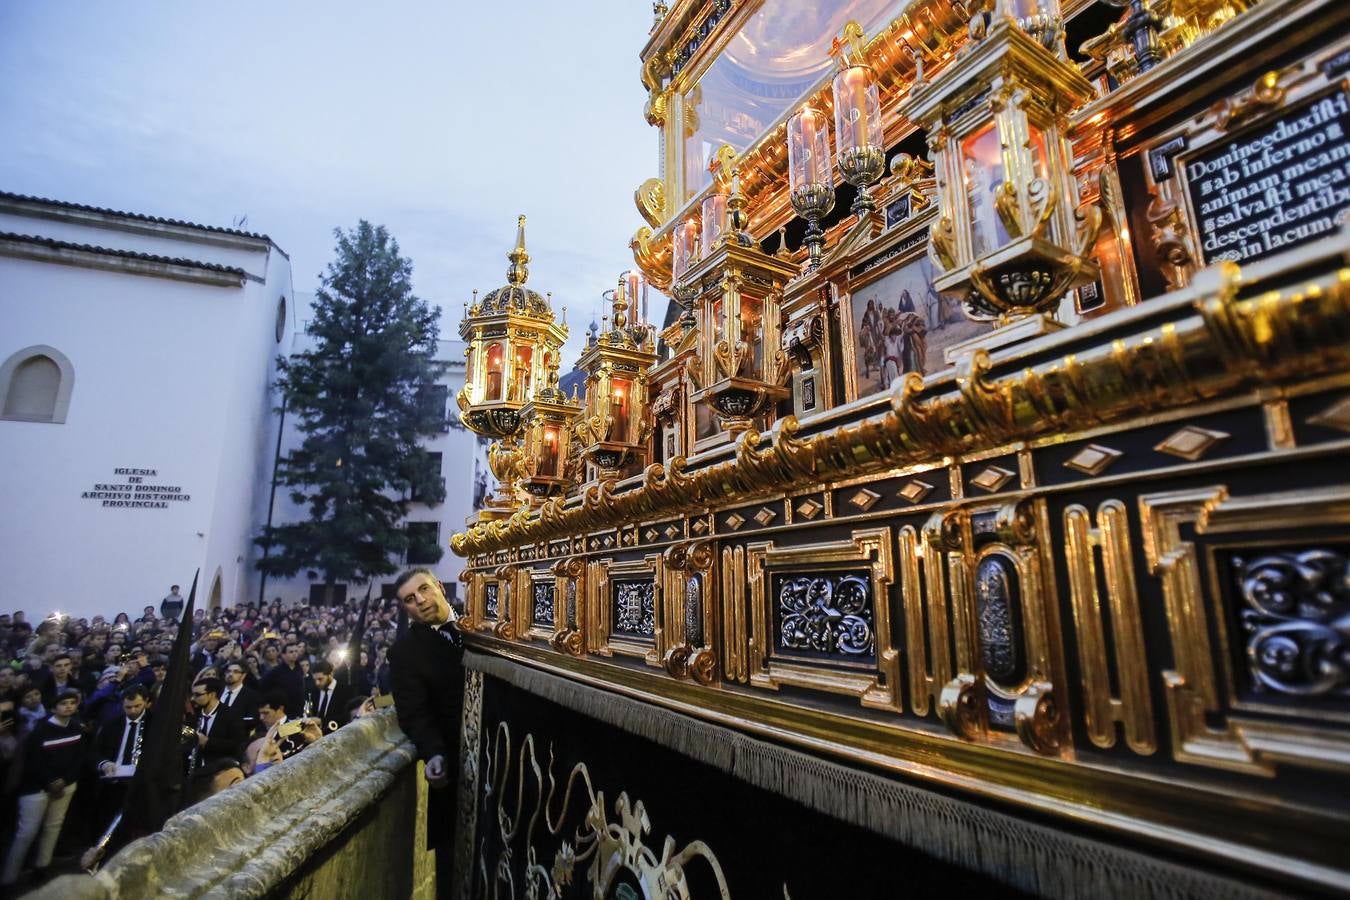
top-left (257, 221), bottom-right (448, 603)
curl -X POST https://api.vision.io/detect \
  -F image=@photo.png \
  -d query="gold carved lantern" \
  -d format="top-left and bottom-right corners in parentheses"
top-left (683, 169), bottom-right (796, 437)
top-left (575, 273), bottom-right (657, 480)
top-left (517, 356), bottom-right (581, 504)
top-left (456, 215), bottom-right (568, 517)
top-left (909, 0), bottom-right (1102, 349)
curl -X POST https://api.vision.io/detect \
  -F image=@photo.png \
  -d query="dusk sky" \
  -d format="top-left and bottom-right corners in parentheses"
top-left (0, 1), bottom-right (663, 363)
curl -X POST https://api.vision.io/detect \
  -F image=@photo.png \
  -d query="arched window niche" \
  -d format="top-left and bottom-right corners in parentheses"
top-left (0, 345), bottom-right (75, 424)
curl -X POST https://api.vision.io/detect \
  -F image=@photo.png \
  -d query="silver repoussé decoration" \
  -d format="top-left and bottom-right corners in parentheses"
top-left (777, 573), bottom-right (874, 656)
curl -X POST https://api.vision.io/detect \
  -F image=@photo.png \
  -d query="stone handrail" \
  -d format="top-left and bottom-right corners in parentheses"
top-left (36, 708), bottom-right (419, 899)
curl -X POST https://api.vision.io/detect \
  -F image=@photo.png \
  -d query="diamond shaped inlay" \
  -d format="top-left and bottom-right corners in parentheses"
top-left (663, 524), bottom-right (680, 539)
top-left (753, 506), bottom-right (777, 526)
top-left (643, 528), bottom-right (658, 543)
top-left (692, 518), bottom-right (710, 534)
top-left (724, 513), bottom-right (746, 531)
top-left (602, 535), bottom-right (614, 548)
top-left (622, 531), bottom-right (635, 546)
top-left (970, 465), bottom-right (1015, 493)
top-left (1307, 395), bottom-right (1350, 432)
top-left (1154, 426), bottom-right (1229, 461)
top-left (795, 498), bottom-right (823, 520)
top-left (1063, 443), bottom-right (1123, 477)
top-left (897, 479), bottom-right (935, 504)
top-left (849, 489), bottom-right (882, 511)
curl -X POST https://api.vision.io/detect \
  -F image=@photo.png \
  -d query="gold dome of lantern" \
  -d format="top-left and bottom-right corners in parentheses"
top-left (456, 215), bottom-right (569, 522)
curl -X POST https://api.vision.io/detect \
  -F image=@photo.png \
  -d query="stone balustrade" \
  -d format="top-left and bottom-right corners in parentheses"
top-left (35, 708), bottom-right (435, 899)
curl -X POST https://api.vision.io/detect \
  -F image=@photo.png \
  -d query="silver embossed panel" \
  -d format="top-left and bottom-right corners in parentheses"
top-left (533, 582), bottom-right (555, 627)
top-left (612, 580), bottom-right (656, 640)
top-left (1232, 548), bottom-right (1350, 701)
top-left (484, 583), bottom-right (500, 619)
top-left (773, 572), bottom-right (875, 661)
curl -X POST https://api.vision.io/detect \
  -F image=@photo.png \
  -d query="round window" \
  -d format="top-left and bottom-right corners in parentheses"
top-left (275, 296), bottom-right (287, 343)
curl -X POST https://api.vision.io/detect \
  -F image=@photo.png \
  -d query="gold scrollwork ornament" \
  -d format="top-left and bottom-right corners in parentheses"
top-left (1013, 681), bottom-right (1064, 755)
top-left (939, 673), bottom-right (985, 740)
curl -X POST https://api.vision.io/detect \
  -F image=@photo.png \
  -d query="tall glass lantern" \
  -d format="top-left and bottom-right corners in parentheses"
top-left (907, 3), bottom-right (1098, 355)
top-left (684, 168), bottom-right (797, 439)
top-left (575, 275), bottom-right (658, 480)
top-left (831, 23), bottom-right (886, 216)
top-left (518, 356), bottom-right (582, 504)
top-left (701, 191), bottom-right (727, 258)
top-left (456, 216), bottom-right (569, 520)
top-left (671, 216), bottom-right (700, 330)
top-left (787, 105), bottom-right (835, 271)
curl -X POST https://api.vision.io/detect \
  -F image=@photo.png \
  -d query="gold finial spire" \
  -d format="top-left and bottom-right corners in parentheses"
top-left (830, 20), bottom-right (867, 68)
top-left (507, 214), bottom-right (529, 286)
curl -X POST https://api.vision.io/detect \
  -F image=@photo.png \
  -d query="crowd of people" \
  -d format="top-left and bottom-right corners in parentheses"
top-left (0, 585), bottom-right (409, 889)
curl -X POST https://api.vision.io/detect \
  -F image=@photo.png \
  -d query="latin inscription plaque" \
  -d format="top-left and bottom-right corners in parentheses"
top-left (1185, 87), bottom-right (1350, 264)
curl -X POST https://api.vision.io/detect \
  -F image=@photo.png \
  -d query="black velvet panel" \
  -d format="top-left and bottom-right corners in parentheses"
top-left (468, 678), bottom-right (1020, 898)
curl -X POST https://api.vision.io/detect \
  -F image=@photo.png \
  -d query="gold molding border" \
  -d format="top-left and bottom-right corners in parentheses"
top-left (1140, 485), bottom-right (1350, 775)
top-left (1064, 500), bottom-right (1157, 755)
top-left (745, 526), bottom-right (901, 712)
top-left (520, 567), bottom-right (559, 644)
top-left (721, 544), bottom-right (749, 684)
top-left (660, 540), bottom-right (719, 685)
top-left (547, 558), bottom-right (586, 656)
top-left (589, 555), bottom-right (664, 666)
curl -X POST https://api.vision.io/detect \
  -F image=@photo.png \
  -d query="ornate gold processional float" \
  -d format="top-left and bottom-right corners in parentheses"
top-left (451, 1), bottom-right (1350, 896)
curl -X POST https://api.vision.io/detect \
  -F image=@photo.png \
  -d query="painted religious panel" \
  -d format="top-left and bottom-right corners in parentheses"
top-left (847, 253), bottom-right (989, 398)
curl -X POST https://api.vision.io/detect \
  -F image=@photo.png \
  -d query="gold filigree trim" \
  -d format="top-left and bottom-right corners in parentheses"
top-left (1064, 443), bottom-right (1123, 476)
top-left (848, 489), bottom-right (883, 511)
top-left (898, 479), bottom-right (935, 504)
top-left (1154, 426), bottom-right (1230, 461)
top-left (1307, 395), bottom-right (1350, 432)
top-left (970, 465), bottom-right (1015, 493)
top-left (795, 498), bottom-right (823, 520)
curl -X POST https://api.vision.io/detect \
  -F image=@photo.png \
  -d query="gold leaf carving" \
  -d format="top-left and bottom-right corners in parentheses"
top-left (634, 177), bottom-right (666, 229)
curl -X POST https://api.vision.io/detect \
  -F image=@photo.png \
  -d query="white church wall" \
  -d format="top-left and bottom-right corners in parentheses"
top-left (199, 248), bottom-right (294, 611)
top-left (0, 253), bottom-right (259, 621)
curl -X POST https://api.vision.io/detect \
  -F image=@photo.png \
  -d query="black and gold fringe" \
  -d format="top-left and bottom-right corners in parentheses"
top-left (464, 651), bottom-right (1282, 900)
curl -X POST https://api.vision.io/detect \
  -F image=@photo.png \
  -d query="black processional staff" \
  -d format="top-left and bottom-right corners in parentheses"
top-left (345, 581), bottom-right (374, 693)
top-left (84, 570), bottom-right (200, 872)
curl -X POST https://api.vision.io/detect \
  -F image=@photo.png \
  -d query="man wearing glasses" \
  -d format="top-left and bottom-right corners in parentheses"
top-left (388, 567), bottom-right (465, 899)
top-left (188, 677), bottom-right (247, 788)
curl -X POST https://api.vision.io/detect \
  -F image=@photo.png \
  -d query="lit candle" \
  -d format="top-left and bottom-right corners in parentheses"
top-left (846, 67), bottom-right (868, 148)
top-left (673, 217), bottom-right (698, 280)
top-left (541, 426), bottom-right (558, 475)
top-left (801, 110), bottom-right (817, 163)
top-left (612, 381), bottom-right (629, 443)
top-left (625, 271), bottom-right (640, 307)
top-left (702, 192), bottom-right (726, 256)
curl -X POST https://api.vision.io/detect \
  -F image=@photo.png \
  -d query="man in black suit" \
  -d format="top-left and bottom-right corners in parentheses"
top-left (189, 677), bottom-right (247, 770)
top-left (91, 684), bottom-right (151, 837)
top-left (258, 642), bottom-right (305, 722)
top-left (388, 567), bottom-right (465, 899)
top-left (218, 663), bottom-right (260, 733)
top-left (305, 661), bottom-right (350, 734)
